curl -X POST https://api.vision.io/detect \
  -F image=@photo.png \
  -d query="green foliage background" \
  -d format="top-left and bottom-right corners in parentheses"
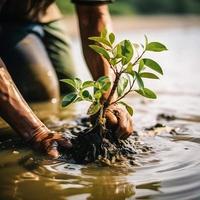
top-left (56, 0), bottom-right (200, 15)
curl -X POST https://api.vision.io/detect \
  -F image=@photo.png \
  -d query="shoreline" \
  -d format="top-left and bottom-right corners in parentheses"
top-left (64, 15), bottom-right (200, 36)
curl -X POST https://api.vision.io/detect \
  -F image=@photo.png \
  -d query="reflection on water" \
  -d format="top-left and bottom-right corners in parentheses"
top-left (0, 25), bottom-right (200, 200)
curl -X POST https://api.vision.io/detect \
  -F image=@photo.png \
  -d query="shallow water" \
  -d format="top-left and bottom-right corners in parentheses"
top-left (0, 25), bottom-right (200, 200)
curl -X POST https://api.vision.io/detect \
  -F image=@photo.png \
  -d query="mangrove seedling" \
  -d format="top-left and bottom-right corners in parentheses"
top-left (61, 29), bottom-right (167, 163)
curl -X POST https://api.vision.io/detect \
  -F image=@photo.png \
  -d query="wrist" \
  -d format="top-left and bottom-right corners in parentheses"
top-left (27, 125), bottom-right (50, 144)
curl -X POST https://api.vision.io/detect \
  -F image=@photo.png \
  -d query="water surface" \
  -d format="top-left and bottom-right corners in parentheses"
top-left (0, 24), bottom-right (200, 200)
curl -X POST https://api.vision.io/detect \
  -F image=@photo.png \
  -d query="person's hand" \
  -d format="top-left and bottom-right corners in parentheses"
top-left (31, 131), bottom-right (72, 158)
top-left (104, 104), bottom-right (134, 139)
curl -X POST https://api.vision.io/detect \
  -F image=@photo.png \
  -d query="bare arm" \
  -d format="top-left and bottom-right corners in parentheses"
top-left (75, 4), bottom-right (113, 81)
top-left (0, 58), bottom-right (71, 157)
top-left (0, 58), bottom-right (47, 139)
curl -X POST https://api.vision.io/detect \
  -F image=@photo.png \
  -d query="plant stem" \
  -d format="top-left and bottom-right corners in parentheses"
top-left (111, 79), bottom-right (135, 105)
top-left (105, 73), bottom-right (120, 106)
top-left (132, 50), bottom-right (145, 66)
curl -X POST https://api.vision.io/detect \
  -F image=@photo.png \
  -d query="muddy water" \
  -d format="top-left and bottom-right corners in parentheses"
top-left (0, 25), bottom-right (200, 200)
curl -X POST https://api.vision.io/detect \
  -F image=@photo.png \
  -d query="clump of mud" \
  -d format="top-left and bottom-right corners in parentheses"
top-left (157, 113), bottom-right (176, 121)
top-left (58, 118), bottom-right (153, 167)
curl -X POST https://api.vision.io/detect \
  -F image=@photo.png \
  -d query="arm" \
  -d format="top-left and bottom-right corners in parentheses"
top-left (75, 4), bottom-right (113, 81)
top-left (0, 58), bottom-right (71, 157)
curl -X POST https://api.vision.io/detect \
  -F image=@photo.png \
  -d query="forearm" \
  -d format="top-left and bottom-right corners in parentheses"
top-left (0, 58), bottom-right (49, 141)
top-left (75, 4), bottom-right (113, 81)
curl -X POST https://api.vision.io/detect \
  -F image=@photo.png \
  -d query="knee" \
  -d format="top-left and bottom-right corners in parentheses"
top-left (2, 34), bottom-right (60, 102)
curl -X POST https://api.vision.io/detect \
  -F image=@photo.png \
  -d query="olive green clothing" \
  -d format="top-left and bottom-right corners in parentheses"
top-left (0, 19), bottom-right (75, 102)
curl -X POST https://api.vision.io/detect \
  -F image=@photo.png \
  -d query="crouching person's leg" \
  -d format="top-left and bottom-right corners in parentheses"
top-left (0, 32), bottom-right (60, 102)
top-left (43, 19), bottom-right (76, 95)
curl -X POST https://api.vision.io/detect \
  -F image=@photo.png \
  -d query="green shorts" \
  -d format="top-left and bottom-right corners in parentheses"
top-left (0, 19), bottom-right (75, 102)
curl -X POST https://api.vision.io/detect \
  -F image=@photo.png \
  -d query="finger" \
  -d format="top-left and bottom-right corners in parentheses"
top-left (120, 129), bottom-right (133, 140)
top-left (115, 112), bottom-right (133, 139)
top-left (120, 118), bottom-right (134, 140)
top-left (115, 109), bottom-right (127, 137)
top-left (47, 149), bottom-right (60, 158)
top-left (57, 137), bottom-right (73, 149)
top-left (105, 109), bottom-right (118, 130)
top-left (46, 141), bottom-right (60, 158)
top-left (53, 133), bottom-right (73, 149)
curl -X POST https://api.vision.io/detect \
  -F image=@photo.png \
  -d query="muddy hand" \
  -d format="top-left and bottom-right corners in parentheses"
top-left (105, 104), bottom-right (134, 139)
top-left (31, 131), bottom-right (72, 158)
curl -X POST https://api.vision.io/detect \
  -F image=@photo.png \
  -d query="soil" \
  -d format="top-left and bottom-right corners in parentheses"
top-left (59, 118), bottom-right (152, 166)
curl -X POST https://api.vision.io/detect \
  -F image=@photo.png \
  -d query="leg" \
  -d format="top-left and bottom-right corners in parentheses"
top-left (43, 19), bottom-right (76, 94)
top-left (0, 30), bottom-right (59, 102)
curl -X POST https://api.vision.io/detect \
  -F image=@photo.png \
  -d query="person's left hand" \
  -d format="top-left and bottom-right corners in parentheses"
top-left (104, 104), bottom-right (134, 139)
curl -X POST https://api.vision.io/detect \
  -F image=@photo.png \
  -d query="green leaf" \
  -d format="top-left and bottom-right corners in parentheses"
top-left (94, 90), bottom-right (102, 99)
top-left (135, 88), bottom-right (157, 99)
top-left (102, 81), bottom-right (111, 92)
top-left (88, 37), bottom-right (111, 47)
top-left (101, 28), bottom-right (107, 38)
top-left (82, 90), bottom-right (93, 101)
top-left (125, 63), bottom-right (135, 77)
top-left (138, 59), bottom-right (145, 72)
top-left (144, 35), bottom-right (148, 48)
top-left (146, 42), bottom-right (168, 52)
top-left (140, 72), bottom-right (159, 79)
top-left (89, 45), bottom-right (110, 60)
top-left (117, 77), bottom-right (128, 97)
top-left (135, 71), bottom-right (144, 89)
top-left (82, 81), bottom-right (94, 89)
top-left (142, 58), bottom-right (163, 75)
top-left (94, 82), bottom-right (101, 90)
top-left (62, 92), bottom-right (77, 107)
top-left (123, 40), bottom-right (134, 64)
top-left (119, 101), bottom-right (134, 116)
top-left (87, 102), bottom-right (101, 115)
top-left (115, 40), bottom-right (134, 65)
top-left (60, 79), bottom-right (77, 89)
top-left (96, 76), bottom-right (111, 91)
top-left (109, 33), bottom-right (115, 44)
top-left (116, 44), bottom-right (122, 57)
top-left (97, 76), bottom-right (109, 83)
top-left (74, 78), bottom-right (82, 89)
top-left (110, 58), bottom-right (118, 66)
top-left (74, 97), bottom-right (82, 102)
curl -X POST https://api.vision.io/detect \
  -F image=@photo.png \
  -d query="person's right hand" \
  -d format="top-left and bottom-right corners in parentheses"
top-left (31, 131), bottom-right (72, 158)
top-left (104, 104), bottom-right (134, 140)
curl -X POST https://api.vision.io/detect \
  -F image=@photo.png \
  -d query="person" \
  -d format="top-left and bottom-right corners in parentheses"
top-left (0, 0), bottom-right (133, 158)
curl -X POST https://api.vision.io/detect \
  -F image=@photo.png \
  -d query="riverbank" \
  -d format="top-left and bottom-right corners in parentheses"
top-left (64, 15), bottom-right (200, 36)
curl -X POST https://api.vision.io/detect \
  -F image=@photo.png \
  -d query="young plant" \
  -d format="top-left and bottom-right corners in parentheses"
top-left (61, 29), bottom-right (167, 131)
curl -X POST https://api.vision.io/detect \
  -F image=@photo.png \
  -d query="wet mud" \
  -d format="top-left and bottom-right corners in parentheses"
top-left (54, 118), bottom-right (153, 166)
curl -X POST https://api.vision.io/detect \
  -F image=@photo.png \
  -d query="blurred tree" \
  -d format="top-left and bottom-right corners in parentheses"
top-left (173, 0), bottom-right (187, 13)
top-left (56, 0), bottom-right (75, 15)
top-left (55, 0), bottom-right (200, 15)
top-left (110, 0), bottom-right (200, 15)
